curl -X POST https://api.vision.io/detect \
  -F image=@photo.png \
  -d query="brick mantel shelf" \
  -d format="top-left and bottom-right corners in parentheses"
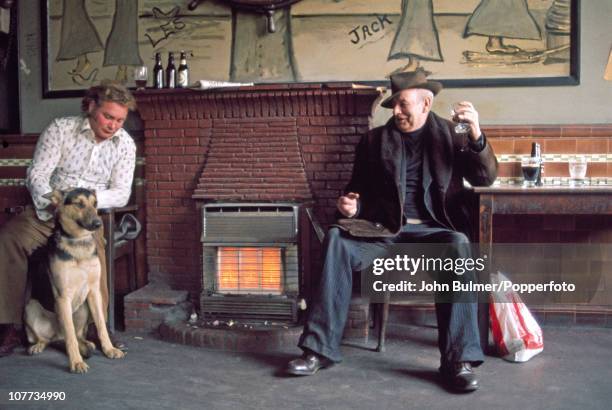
top-left (134, 83), bottom-right (383, 122)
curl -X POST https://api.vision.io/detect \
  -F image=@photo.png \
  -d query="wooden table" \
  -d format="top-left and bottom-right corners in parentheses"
top-left (471, 185), bottom-right (612, 350)
top-left (473, 185), bottom-right (612, 246)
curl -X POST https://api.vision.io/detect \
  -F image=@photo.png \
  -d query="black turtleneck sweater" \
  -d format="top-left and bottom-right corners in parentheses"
top-left (401, 126), bottom-right (431, 221)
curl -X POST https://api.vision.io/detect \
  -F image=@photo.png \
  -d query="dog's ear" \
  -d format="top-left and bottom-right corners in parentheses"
top-left (43, 190), bottom-right (66, 206)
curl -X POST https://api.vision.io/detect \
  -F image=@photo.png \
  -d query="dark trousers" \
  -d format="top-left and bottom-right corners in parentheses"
top-left (298, 222), bottom-right (484, 367)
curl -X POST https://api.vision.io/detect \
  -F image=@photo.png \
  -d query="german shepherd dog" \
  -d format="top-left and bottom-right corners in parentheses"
top-left (24, 188), bottom-right (125, 373)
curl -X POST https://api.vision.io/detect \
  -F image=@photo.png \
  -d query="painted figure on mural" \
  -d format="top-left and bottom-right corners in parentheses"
top-left (230, 7), bottom-right (299, 82)
top-left (387, 0), bottom-right (443, 75)
top-left (103, 0), bottom-right (144, 83)
top-left (55, 0), bottom-right (104, 84)
top-left (188, 0), bottom-right (300, 83)
top-left (463, 0), bottom-right (541, 54)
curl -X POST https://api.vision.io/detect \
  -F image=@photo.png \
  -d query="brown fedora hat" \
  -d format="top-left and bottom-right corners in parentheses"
top-left (381, 68), bottom-right (443, 109)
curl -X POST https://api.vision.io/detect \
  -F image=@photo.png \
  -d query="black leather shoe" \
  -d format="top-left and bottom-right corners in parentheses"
top-left (440, 362), bottom-right (479, 392)
top-left (286, 353), bottom-right (333, 376)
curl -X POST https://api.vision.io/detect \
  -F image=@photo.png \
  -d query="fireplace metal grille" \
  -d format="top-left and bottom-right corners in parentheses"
top-left (201, 203), bottom-right (298, 244)
top-left (200, 295), bottom-right (297, 322)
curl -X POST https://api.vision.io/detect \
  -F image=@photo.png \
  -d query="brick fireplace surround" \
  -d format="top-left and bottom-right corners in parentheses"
top-left (134, 84), bottom-right (380, 295)
top-left (130, 84), bottom-right (381, 341)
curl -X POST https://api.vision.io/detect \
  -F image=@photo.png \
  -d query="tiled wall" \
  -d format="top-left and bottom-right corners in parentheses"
top-left (486, 125), bottom-right (612, 186)
top-left (474, 125), bottom-right (612, 244)
top-left (0, 135), bottom-right (38, 225)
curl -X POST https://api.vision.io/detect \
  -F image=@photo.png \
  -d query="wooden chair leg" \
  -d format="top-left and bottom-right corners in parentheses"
top-left (102, 211), bottom-right (116, 333)
top-left (127, 243), bottom-right (137, 292)
top-left (376, 292), bottom-right (390, 352)
top-left (478, 301), bottom-right (490, 354)
top-left (100, 206), bottom-right (140, 332)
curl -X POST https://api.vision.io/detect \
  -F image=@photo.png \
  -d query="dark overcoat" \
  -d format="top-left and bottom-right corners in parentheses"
top-left (335, 112), bottom-right (498, 238)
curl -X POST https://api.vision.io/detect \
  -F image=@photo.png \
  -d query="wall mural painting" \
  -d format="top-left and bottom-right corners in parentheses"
top-left (42, 0), bottom-right (579, 98)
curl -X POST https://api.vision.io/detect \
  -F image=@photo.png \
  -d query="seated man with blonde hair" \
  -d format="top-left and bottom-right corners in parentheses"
top-left (0, 80), bottom-right (137, 357)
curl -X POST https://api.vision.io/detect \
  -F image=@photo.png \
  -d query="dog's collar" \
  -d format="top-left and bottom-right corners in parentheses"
top-left (56, 225), bottom-right (94, 245)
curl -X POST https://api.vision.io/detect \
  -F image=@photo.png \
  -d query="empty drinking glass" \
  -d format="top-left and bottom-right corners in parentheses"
top-left (568, 156), bottom-right (587, 186)
top-left (450, 103), bottom-right (470, 135)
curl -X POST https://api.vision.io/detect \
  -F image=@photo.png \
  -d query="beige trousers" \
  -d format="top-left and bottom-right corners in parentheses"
top-left (0, 206), bottom-right (108, 324)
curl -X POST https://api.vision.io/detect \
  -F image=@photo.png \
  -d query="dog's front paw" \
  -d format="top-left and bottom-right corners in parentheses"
top-left (70, 360), bottom-right (89, 374)
top-left (103, 347), bottom-right (125, 359)
top-left (28, 342), bottom-right (47, 355)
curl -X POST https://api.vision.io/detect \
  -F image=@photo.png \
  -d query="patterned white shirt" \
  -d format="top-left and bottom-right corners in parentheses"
top-left (26, 115), bottom-right (136, 221)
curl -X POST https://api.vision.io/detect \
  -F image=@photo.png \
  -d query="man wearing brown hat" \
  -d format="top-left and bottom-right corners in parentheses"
top-left (286, 69), bottom-right (498, 392)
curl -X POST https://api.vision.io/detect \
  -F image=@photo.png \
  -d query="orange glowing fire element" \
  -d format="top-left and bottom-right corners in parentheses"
top-left (217, 247), bottom-right (282, 294)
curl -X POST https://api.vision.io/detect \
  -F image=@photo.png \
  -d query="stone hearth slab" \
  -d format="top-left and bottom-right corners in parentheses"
top-left (160, 320), bottom-right (302, 352)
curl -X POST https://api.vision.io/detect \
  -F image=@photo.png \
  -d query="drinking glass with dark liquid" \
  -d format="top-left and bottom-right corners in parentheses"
top-left (521, 157), bottom-right (541, 187)
top-left (134, 66), bottom-right (148, 90)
